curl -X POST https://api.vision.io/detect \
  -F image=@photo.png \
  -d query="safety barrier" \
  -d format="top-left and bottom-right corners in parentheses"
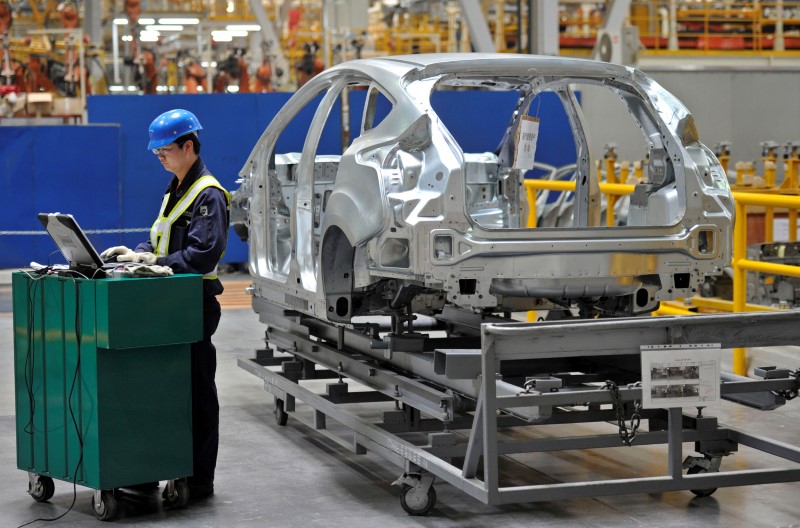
top-left (732, 192), bottom-right (800, 374)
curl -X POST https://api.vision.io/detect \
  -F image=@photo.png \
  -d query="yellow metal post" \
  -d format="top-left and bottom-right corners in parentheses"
top-left (781, 144), bottom-right (799, 241)
top-left (780, 142), bottom-right (799, 191)
top-left (764, 161), bottom-right (777, 188)
top-left (525, 184), bottom-right (537, 228)
top-left (761, 141), bottom-right (778, 187)
top-left (735, 161), bottom-right (755, 186)
top-left (733, 201), bottom-right (748, 375)
top-left (620, 161), bottom-right (631, 184)
top-left (633, 160), bottom-right (643, 181)
top-left (603, 145), bottom-right (618, 227)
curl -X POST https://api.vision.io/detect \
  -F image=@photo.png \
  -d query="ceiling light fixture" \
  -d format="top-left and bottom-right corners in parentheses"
top-left (140, 30), bottom-right (160, 42)
top-left (145, 24), bottom-right (184, 31)
top-left (226, 24), bottom-right (261, 31)
top-left (159, 17), bottom-right (200, 25)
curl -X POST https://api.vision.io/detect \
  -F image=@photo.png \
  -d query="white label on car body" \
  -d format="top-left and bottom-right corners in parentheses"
top-left (514, 116), bottom-right (540, 170)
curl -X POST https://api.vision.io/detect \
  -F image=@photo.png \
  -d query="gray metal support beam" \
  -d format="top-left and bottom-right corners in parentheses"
top-left (83, 1), bottom-right (102, 50)
top-left (527, 0), bottom-right (559, 55)
top-left (485, 311), bottom-right (800, 362)
top-left (481, 333), bottom-right (500, 502)
top-left (458, 0), bottom-right (496, 53)
top-left (668, 408), bottom-right (683, 478)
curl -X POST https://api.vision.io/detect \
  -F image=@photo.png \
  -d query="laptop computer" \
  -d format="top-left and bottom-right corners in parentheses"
top-left (38, 212), bottom-right (120, 274)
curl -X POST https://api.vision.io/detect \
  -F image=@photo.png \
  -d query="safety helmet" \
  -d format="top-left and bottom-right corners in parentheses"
top-left (147, 109), bottom-right (203, 150)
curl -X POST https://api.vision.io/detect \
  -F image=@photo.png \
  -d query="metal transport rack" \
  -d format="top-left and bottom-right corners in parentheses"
top-left (239, 305), bottom-right (800, 515)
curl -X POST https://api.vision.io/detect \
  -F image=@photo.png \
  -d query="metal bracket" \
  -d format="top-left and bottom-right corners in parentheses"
top-left (524, 376), bottom-right (563, 393)
top-left (164, 479), bottom-right (176, 500)
top-left (93, 489), bottom-right (104, 510)
top-left (392, 472), bottom-right (435, 495)
top-left (754, 366), bottom-right (792, 379)
top-left (27, 472), bottom-right (41, 497)
top-left (682, 455), bottom-right (723, 472)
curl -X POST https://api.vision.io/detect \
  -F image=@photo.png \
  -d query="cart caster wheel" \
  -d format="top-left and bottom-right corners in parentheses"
top-left (400, 483), bottom-right (436, 516)
top-left (274, 398), bottom-right (288, 426)
top-left (28, 475), bottom-right (55, 503)
top-left (163, 479), bottom-right (189, 508)
top-left (92, 490), bottom-right (119, 521)
top-left (687, 465), bottom-right (718, 497)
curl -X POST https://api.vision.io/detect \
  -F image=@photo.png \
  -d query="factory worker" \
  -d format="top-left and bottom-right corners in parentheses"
top-left (101, 108), bottom-right (229, 500)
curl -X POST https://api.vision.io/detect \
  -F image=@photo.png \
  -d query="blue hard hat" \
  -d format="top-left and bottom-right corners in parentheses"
top-left (147, 109), bottom-right (203, 150)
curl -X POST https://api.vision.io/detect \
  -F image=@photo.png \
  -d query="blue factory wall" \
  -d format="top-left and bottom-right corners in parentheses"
top-left (0, 92), bottom-right (574, 269)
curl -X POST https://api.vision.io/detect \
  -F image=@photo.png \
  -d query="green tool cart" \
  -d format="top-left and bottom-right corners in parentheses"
top-left (12, 272), bottom-right (202, 521)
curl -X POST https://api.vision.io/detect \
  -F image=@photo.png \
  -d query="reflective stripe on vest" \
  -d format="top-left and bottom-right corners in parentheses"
top-left (149, 175), bottom-right (230, 279)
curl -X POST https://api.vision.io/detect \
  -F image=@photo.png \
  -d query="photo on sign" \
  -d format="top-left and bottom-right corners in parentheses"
top-left (640, 344), bottom-right (721, 409)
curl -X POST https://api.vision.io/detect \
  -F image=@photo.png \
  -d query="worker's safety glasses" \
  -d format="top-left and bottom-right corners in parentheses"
top-left (152, 146), bottom-right (177, 156)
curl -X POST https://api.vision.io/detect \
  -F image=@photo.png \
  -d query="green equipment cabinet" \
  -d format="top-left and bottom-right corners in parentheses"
top-left (12, 272), bottom-right (203, 521)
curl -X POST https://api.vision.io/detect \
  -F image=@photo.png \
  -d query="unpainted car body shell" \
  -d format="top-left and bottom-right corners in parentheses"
top-left (233, 53), bottom-right (733, 322)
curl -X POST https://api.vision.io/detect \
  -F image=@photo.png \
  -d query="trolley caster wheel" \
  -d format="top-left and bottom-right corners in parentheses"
top-left (400, 483), bottom-right (436, 516)
top-left (274, 398), bottom-right (288, 426)
top-left (28, 475), bottom-right (55, 503)
top-left (162, 479), bottom-right (189, 509)
top-left (92, 490), bottom-right (119, 521)
top-left (687, 465), bottom-right (718, 497)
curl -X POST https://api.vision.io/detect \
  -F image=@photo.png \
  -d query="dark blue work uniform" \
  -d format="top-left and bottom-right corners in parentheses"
top-left (136, 157), bottom-right (229, 490)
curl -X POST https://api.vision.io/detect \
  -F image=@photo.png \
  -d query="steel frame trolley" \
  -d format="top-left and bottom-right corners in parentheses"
top-left (239, 304), bottom-right (800, 515)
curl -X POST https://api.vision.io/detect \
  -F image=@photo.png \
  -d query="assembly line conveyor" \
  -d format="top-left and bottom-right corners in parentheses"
top-left (238, 304), bottom-right (800, 515)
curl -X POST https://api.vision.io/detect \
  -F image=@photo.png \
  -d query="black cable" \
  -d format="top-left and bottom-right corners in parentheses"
top-left (17, 278), bottom-right (86, 528)
top-left (22, 273), bottom-right (42, 435)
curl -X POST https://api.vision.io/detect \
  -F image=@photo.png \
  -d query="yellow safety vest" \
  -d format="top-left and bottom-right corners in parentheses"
top-left (149, 174), bottom-right (230, 279)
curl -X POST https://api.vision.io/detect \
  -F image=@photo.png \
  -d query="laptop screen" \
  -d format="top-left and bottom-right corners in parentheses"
top-left (38, 213), bottom-right (105, 269)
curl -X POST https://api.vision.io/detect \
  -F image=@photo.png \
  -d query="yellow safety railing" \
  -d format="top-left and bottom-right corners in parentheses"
top-left (732, 192), bottom-right (800, 374)
top-left (523, 179), bottom-right (800, 376)
top-left (523, 179), bottom-right (634, 229)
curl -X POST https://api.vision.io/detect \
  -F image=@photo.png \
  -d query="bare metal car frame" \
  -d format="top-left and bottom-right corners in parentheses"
top-left (232, 53), bottom-right (733, 325)
top-left (232, 55), bottom-right (800, 514)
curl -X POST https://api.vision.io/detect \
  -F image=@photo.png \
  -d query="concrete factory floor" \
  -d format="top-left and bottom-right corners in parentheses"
top-left (1, 271), bottom-right (799, 527)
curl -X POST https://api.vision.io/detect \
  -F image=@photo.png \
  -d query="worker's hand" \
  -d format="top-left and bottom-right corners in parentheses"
top-left (118, 251), bottom-right (158, 265)
top-left (100, 245), bottom-right (134, 260)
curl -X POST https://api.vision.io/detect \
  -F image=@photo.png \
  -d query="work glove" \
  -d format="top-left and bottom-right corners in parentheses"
top-left (118, 251), bottom-right (158, 265)
top-left (100, 245), bottom-right (134, 261)
top-left (127, 264), bottom-right (173, 277)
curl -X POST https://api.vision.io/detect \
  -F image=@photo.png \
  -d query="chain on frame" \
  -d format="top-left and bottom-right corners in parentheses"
top-left (602, 380), bottom-right (641, 446)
